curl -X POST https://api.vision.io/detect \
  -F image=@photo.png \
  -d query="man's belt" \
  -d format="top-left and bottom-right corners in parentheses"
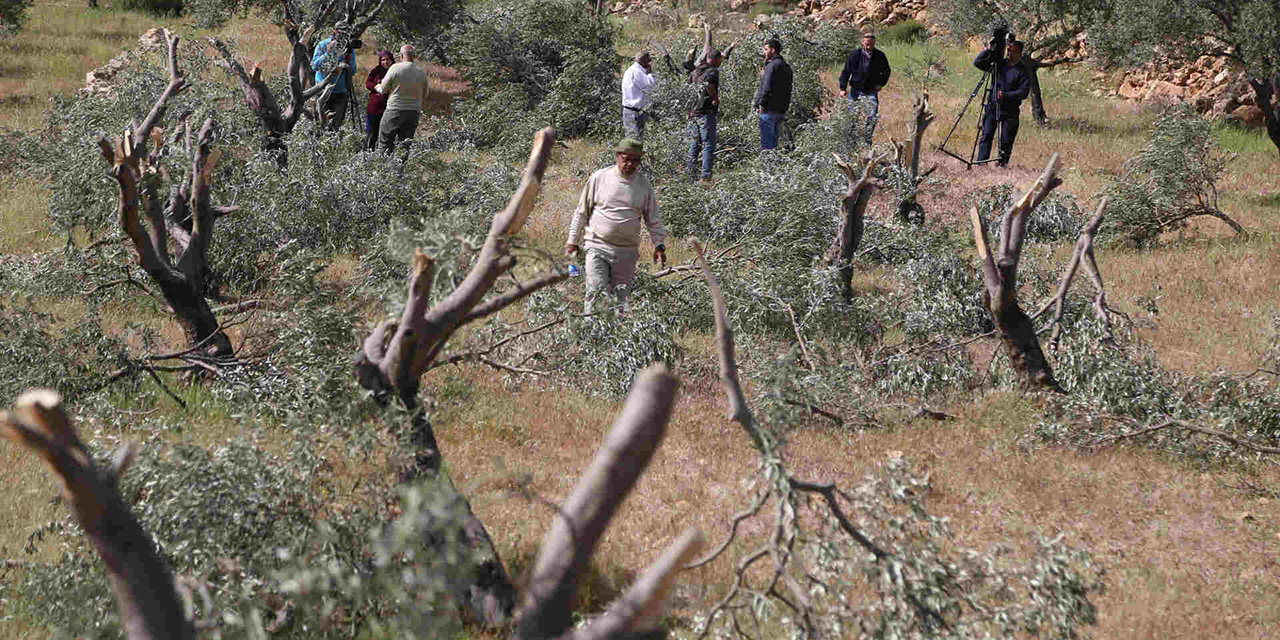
top-left (623, 105), bottom-right (646, 112)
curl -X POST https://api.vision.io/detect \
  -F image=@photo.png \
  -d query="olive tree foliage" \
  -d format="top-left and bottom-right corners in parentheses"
top-left (661, 250), bottom-right (1105, 640)
top-left (1091, 0), bottom-right (1280, 153)
top-left (1100, 103), bottom-right (1243, 247)
top-left (935, 0), bottom-right (1111, 125)
top-left (444, 0), bottom-right (619, 148)
top-left (0, 0), bottom-right (30, 36)
top-left (184, 0), bottom-right (462, 58)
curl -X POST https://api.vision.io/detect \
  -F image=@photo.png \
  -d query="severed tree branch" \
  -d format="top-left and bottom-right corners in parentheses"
top-left (0, 391), bottom-right (194, 640)
top-left (515, 365), bottom-right (681, 640)
top-left (1094, 418), bottom-right (1280, 455)
top-left (1032, 198), bottom-right (1116, 350)
top-left (355, 128), bottom-right (562, 407)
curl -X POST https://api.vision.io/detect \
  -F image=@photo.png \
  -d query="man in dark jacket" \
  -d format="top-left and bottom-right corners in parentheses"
top-left (838, 33), bottom-right (891, 143)
top-left (753, 38), bottom-right (793, 150)
top-left (973, 39), bottom-right (1032, 167)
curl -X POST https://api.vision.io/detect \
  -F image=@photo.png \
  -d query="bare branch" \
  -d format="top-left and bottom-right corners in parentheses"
top-left (693, 239), bottom-right (756, 437)
top-left (134, 30), bottom-right (190, 154)
top-left (462, 270), bottom-right (570, 324)
top-left (0, 391), bottom-right (193, 640)
top-left (515, 366), bottom-right (679, 640)
top-left (1095, 419), bottom-right (1280, 454)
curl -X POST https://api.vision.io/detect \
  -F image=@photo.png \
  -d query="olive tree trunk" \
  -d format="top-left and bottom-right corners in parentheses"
top-left (827, 150), bottom-right (889, 302)
top-left (1249, 76), bottom-right (1280, 155)
top-left (969, 154), bottom-right (1066, 390)
top-left (353, 128), bottom-right (568, 625)
top-left (98, 31), bottom-right (235, 359)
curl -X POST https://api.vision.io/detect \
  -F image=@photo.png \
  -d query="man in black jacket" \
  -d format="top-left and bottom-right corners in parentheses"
top-left (973, 39), bottom-right (1032, 167)
top-left (838, 33), bottom-right (891, 143)
top-left (753, 38), bottom-right (793, 150)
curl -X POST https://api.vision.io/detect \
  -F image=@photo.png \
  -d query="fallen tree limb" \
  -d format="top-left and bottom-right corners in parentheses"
top-left (0, 390), bottom-right (193, 640)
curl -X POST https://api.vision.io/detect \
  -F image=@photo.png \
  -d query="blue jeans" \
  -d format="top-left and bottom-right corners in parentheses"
top-left (759, 112), bottom-right (785, 149)
top-left (687, 113), bottom-right (717, 180)
top-left (847, 90), bottom-right (879, 141)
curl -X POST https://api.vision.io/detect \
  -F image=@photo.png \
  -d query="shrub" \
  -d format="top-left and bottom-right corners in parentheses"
top-left (118, 0), bottom-right (184, 15)
top-left (876, 19), bottom-right (930, 44)
top-left (1101, 103), bottom-right (1239, 247)
top-left (0, 0), bottom-right (31, 37)
top-left (448, 0), bottom-right (618, 146)
top-left (12, 439), bottom-right (329, 637)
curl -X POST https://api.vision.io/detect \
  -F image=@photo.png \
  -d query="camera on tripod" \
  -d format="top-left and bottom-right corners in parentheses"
top-left (988, 22), bottom-right (1011, 61)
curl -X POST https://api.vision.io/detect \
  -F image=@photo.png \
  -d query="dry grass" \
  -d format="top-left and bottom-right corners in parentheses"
top-left (0, 1), bottom-right (168, 130)
top-left (2, 6), bottom-right (1280, 640)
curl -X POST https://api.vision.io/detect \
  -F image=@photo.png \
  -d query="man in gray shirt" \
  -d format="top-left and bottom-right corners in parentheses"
top-left (375, 44), bottom-right (431, 153)
top-left (566, 138), bottom-right (668, 313)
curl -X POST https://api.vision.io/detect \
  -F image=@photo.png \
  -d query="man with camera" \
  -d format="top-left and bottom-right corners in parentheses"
top-left (311, 21), bottom-right (359, 132)
top-left (973, 30), bottom-right (1031, 167)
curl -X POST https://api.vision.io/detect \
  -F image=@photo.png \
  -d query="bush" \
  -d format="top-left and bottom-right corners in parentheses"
top-left (0, 0), bottom-right (31, 37)
top-left (12, 439), bottom-right (329, 637)
top-left (876, 19), bottom-right (930, 44)
top-left (118, 0), bottom-right (184, 15)
top-left (449, 0), bottom-right (618, 146)
top-left (1101, 103), bottom-right (1237, 247)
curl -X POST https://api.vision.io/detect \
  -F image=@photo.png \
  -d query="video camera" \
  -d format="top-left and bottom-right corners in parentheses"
top-left (988, 22), bottom-right (1010, 60)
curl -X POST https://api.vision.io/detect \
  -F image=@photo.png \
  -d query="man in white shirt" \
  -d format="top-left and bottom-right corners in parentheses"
top-left (566, 138), bottom-right (668, 313)
top-left (621, 52), bottom-right (658, 140)
top-left (375, 44), bottom-right (431, 153)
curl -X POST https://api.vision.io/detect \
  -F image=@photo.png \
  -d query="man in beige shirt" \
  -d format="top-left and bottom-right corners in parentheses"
top-left (566, 139), bottom-right (668, 312)
top-left (375, 44), bottom-right (431, 153)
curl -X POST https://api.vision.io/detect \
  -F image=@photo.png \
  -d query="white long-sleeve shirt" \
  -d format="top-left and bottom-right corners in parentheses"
top-left (621, 62), bottom-right (658, 110)
top-left (567, 166), bottom-right (667, 251)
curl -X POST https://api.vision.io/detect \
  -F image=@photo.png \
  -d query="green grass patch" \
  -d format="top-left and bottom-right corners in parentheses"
top-left (1215, 122), bottom-right (1276, 153)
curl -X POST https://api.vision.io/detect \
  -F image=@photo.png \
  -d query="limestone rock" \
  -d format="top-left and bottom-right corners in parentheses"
top-left (1230, 105), bottom-right (1264, 126)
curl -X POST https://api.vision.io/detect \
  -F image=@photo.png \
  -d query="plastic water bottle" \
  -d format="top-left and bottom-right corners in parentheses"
top-left (568, 264), bottom-right (580, 277)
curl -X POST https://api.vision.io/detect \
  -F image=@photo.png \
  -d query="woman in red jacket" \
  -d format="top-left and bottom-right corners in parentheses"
top-left (365, 50), bottom-right (394, 151)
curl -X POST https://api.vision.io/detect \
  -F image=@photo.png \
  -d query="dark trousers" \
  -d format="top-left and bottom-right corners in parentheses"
top-left (978, 109), bottom-right (1019, 166)
top-left (378, 108), bottom-right (422, 154)
top-left (365, 112), bottom-right (384, 151)
top-left (320, 91), bottom-right (349, 132)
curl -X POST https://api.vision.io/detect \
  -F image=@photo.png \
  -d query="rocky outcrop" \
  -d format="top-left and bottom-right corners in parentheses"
top-left (1103, 55), bottom-right (1274, 127)
top-left (83, 27), bottom-right (170, 97)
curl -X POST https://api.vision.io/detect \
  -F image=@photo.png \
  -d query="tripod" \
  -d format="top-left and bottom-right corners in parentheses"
top-left (938, 63), bottom-right (1002, 170)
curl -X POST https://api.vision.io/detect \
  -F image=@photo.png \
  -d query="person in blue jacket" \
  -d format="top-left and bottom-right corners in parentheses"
top-left (973, 38), bottom-right (1031, 167)
top-left (311, 21), bottom-right (357, 132)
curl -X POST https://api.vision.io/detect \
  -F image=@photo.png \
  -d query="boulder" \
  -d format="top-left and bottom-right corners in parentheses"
top-left (1117, 79), bottom-right (1144, 100)
top-left (1149, 80), bottom-right (1185, 99)
top-left (138, 27), bottom-right (167, 51)
top-left (1230, 104), bottom-right (1264, 126)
